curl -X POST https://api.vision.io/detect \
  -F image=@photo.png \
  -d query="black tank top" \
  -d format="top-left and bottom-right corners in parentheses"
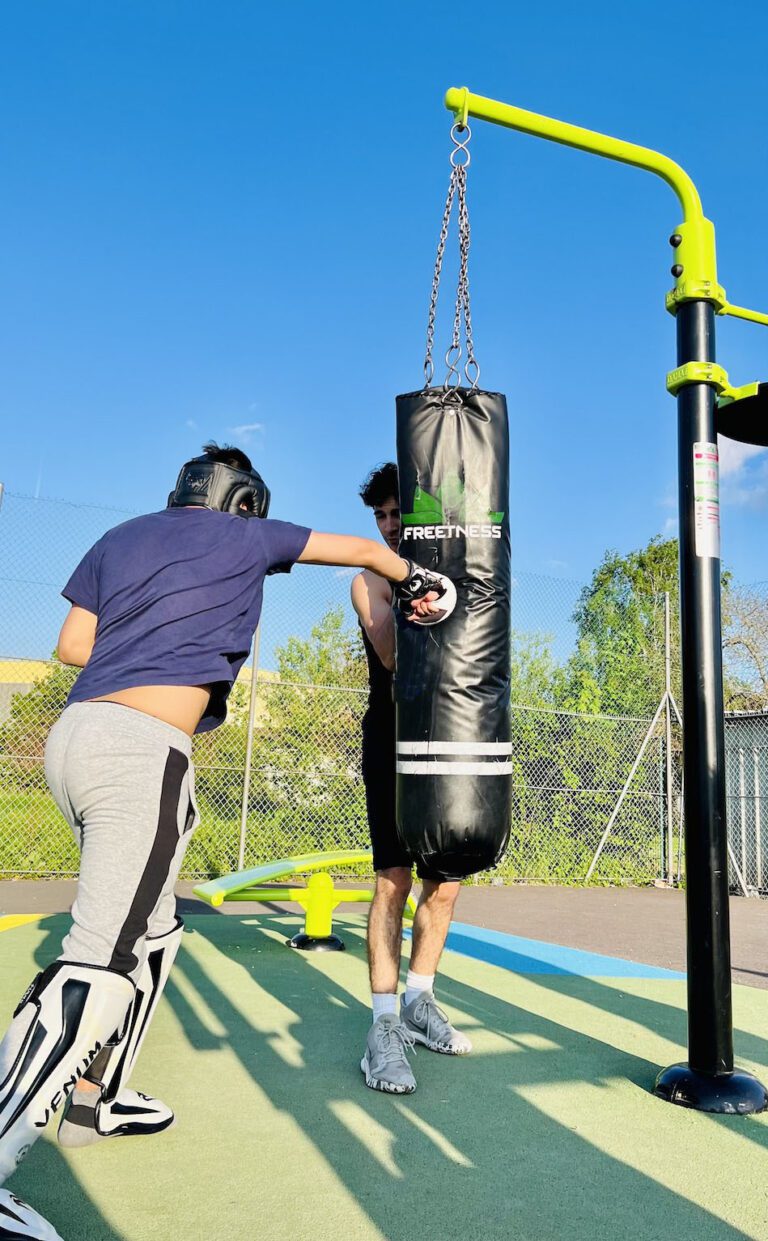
top-left (360, 625), bottom-right (394, 737)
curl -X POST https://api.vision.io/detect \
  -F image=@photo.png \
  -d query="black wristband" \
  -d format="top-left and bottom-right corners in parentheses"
top-left (394, 561), bottom-right (447, 610)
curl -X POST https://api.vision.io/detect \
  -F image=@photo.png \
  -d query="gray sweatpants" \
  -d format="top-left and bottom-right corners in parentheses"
top-left (44, 701), bottom-right (199, 982)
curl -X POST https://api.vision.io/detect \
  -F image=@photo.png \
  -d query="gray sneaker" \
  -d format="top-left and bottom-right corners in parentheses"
top-left (360, 1014), bottom-right (417, 1093)
top-left (400, 992), bottom-right (473, 1055)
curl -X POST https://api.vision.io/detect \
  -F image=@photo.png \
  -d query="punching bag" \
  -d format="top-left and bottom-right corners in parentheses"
top-left (395, 386), bottom-right (511, 880)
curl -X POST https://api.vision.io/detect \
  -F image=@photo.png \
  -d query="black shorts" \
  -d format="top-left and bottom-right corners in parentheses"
top-left (362, 718), bottom-right (434, 881)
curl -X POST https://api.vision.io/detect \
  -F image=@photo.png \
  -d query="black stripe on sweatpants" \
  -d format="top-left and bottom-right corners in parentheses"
top-left (109, 747), bottom-right (189, 977)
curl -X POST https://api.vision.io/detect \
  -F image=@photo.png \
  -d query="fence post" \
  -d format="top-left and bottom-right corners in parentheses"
top-left (237, 624), bottom-right (262, 872)
top-left (665, 592), bottom-right (675, 883)
top-left (585, 696), bottom-right (667, 880)
top-left (738, 748), bottom-right (746, 886)
top-left (755, 747), bottom-right (763, 891)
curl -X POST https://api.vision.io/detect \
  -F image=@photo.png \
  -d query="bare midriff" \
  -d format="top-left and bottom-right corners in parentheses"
top-left (90, 685), bottom-right (212, 736)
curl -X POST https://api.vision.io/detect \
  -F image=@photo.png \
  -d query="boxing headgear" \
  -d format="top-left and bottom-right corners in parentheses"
top-left (167, 456), bottom-right (271, 518)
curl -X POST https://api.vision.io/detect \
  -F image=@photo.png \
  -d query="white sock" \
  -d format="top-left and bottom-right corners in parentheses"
top-left (57, 1083), bottom-right (102, 1149)
top-left (405, 970), bottom-right (435, 1007)
top-left (372, 992), bottom-right (398, 1022)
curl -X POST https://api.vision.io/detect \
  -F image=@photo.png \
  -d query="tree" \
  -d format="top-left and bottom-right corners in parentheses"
top-left (509, 632), bottom-right (558, 708)
top-left (722, 587), bottom-right (768, 710)
top-left (188, 608), bottom-right (372, 874)
top-left (253, 609), bottom-right (369, 855)
top-left (186, 611), bottom-right (372, 873)
top-left (557, 537), bottom-right (683, 717)
top-left (273, 608), bottom-right (367, 690)
top-left (504, 539), bottom-right (686, 881)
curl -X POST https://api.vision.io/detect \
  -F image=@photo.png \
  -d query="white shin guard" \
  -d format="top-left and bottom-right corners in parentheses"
top-left (0, 1188), bottom-right (65, 1240)
top-left (0, 962), bottom-right (134, 1182)
top-left (58, 918), bottom-right (184, 1143)
top-left (99, 918), bottom-right (183, 1107)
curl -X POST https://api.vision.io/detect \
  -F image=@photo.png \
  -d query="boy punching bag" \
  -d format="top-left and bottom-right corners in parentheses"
top-left (394, 121), bottom-right (511, 879)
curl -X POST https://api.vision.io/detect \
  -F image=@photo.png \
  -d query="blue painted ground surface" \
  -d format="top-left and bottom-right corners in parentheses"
top-left (439, 921), bottom-right (685, 980)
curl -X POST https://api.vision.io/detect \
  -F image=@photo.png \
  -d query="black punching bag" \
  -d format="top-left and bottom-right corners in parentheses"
top-left (395, 386), bottom-right (511, 880)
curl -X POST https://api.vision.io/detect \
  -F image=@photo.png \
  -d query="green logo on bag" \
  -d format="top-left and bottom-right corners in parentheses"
top-left (401, 472), bottom-right (504, 541)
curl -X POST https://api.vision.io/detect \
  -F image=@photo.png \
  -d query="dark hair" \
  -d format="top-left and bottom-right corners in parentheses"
top-left (201, 440), bottom-right (253, 472)
top-left (359, 462), bottom-right (399, 508)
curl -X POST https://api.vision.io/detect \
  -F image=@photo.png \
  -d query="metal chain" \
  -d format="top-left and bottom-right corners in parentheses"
top-left (423, 124), bottom-right (480, 394)
top-left (423, 171), bottom-right (457, 387)
top-left (456, 161), bottom-right (479, 388)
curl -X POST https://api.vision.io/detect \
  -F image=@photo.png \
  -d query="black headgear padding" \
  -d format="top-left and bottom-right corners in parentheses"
top-left (167, 456), bottom-right (271, 518)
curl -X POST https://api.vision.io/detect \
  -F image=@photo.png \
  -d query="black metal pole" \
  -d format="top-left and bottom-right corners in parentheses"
top-left (654, 300), bottom-right (768, 1112)
top-left (677, 301), bottom-right (732, 1072)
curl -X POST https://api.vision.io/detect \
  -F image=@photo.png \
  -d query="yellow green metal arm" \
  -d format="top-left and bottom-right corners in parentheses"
top-left (445, 86), bottom-right (768, 332)
top-left (445, 86), bottom-right (702, 220)
top-left (444, 85), bottom-right (729, 314)
top-left (719, 302), bottom-right (768, 328)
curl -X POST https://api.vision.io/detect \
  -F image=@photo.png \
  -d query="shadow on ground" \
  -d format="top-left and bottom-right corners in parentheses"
top-left (165, 913), bottom-right (764, 1240)
top-left (4, 911), bottom-right (768, 1240)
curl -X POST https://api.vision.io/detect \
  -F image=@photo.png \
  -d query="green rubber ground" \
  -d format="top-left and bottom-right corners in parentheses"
top-left (4, 913), bottom-right (768, 1240)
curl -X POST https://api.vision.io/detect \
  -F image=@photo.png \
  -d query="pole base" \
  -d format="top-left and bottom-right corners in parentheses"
top-left (287, 932), bottom-right (346, 952)
top-left (654, 1063), bottom-right (768, 1114)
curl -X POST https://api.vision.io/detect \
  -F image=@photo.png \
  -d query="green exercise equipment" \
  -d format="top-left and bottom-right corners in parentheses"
top-left (193, 850), bottom-right (417, 951)
top-left (443, 84), bottom-right (768, 1114)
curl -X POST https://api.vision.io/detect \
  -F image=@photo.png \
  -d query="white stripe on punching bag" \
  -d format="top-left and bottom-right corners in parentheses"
top-left (396, 741), bottom-right (512, 756)
top-left (396, 761), bottom-right (514, 775)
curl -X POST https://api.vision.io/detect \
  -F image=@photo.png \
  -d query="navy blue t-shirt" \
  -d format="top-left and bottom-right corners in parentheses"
top-left (62, 508), bottom-right (311, 733)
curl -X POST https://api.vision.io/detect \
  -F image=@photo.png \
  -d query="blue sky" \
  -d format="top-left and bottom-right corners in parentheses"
top-left (1, 0), bottom-right (767, 596)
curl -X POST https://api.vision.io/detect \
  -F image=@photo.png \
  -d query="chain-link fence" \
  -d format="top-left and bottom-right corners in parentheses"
top-left (0, 488), bottom-right (766, 889)
top-left (725, 711), bottom-right (768, 894)
top-left (507, 702), bottom-right (683, 886)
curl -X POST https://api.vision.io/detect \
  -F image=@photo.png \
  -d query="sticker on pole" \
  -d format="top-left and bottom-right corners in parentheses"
top-left (693, 442), bottom-right (720, 559)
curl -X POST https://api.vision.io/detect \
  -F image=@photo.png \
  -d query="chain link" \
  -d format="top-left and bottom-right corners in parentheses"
top-left (456, 162), bottom-right (480, 388)
top-left (423, 124), bottom-right (480, 394)
top-left (423, 171), bottom-right (456, 387)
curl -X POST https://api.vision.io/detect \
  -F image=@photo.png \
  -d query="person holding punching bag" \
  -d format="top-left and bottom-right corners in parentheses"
top-left (352, 463), bottom-right (473, 1097)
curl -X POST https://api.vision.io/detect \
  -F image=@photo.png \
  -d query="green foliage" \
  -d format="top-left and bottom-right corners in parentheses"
top-left (554, 535), bottom-right (748, 718)
top-left (502, 536), bottom-right (690, 884)
top-left (0, 658), bottom-right (79, 787)
top-left (188, 609), bottom-right (369, 874)
top-left (275, 608), bottom-right (367, 689)
top-left (722, 589), bottom-right (768, 711)
top-left (0, 556), bottom-right (751, 888)
top-left (240, 609), bottom-right (368, 863)
top-left (0, 787), bottom-right (79, 875)
top-left (558, 537), bottom-right (682, 716)
top-left (192, 676), bottom-right (251, 812)
top-left (510, 632), bottom-right (558, 708)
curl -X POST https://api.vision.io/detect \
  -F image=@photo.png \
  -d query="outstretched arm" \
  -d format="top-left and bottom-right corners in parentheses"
top-left (298, 532), bottom-right (408, 582)
top-left (298, 532), bottom-right (440, 621)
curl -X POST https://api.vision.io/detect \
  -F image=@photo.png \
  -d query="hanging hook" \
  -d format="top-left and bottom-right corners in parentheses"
top-left (451, 85), bottom-right (470, 130)
top-left (422, 115), bottom-right (481, 395)
top-left (450, 123), bottom-right (471, 167)
top-left (444, 342), bottom-right (463, 390)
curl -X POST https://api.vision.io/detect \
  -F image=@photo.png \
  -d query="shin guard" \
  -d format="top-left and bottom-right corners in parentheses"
top-left (59, 919), bottom-right (183, 1143)
top-left (0, 962), bottom-right (133, 1182)
top-left (0, 1188), bottom-right (64, 1240)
